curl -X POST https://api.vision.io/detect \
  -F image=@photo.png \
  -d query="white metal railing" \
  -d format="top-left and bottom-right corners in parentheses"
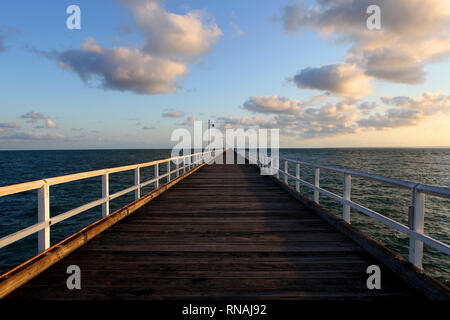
top-left (0, 149), bottom-right (223, 254)
top-left (250, 152), bottom-right (450, 270)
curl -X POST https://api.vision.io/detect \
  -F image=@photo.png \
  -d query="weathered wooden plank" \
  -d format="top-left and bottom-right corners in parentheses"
top-left (4, 150), bottom-right (425, 300)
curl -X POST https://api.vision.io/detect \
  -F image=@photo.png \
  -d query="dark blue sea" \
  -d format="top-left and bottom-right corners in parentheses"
top-left (0, 149), bottom-right (449, 285)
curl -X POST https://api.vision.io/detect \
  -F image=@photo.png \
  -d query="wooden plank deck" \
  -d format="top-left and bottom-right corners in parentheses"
top-left (6, 152), bottom-right (422, 299)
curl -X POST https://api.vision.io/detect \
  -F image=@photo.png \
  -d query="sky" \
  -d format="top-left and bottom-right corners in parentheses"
top-left (0, 0), bottom-right (449, 149)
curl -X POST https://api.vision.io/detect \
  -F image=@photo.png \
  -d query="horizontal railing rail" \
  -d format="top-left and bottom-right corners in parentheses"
top-left (0, 149), bottom-right (223, 254)
top-left (246, 151), bottom-right (450, 270)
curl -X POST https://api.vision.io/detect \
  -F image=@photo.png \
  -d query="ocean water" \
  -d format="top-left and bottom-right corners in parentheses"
top-left (0, 149), bottom-right (449, 285)
top-left (278, 148), bottom-right (450, 286)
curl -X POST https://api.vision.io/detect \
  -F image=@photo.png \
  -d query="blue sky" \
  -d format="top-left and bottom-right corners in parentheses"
top-left (0, 0), bottom-right (449, 149)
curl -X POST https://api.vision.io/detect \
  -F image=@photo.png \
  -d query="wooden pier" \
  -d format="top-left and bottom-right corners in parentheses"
top-left (0, 150), bottom-right (449, 299)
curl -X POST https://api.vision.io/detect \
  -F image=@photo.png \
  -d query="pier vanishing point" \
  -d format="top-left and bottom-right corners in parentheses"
top-left (0, 149), bottom-right (449, 300)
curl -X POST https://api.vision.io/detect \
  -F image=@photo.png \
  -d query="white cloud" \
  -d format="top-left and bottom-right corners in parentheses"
top-left (230, 21), bottom-right (244, 38)
top-left (243, 96), bottom-right (305, 115)
top-left (216, 114), bottom-right (279, 131)
top-left (162, 110), bottom-right (185, 118)
top-left (292, 64), bottom-right (372, 100)
top-left (360, 92), bottom-right (450, 129)
top-left (53, 1), bottom-right (221, 95)
top-left (21, 112), bottom-right (45, 123)
top-left (296, 102), bottom-right (361, 138)
top-left (0, 132), bottom-right (65, 141)
top-left (58, 38), bottom-right (187, 94)
top-left (282, 1), bottom-right (306, 34)
top-left (45, 119), bottom-right (57, 128)
top-left (20, 112), bottom-right (58, 129)
top-left (0, 122), bottom-right (21, 128)
top-left (357, 101), bottom-right (379, 115)
top-left (122, 0), bottom-right (222, 58)
top-left (180, 116), bottom-right (198, 125)
top-left (382, 92), bottom-right (450, 114)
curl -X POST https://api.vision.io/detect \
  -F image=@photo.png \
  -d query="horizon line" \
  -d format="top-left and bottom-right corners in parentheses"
top-left (1, 146), bottom-right (449, 152)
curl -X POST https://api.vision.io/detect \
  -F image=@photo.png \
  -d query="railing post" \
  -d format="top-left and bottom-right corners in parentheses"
top-left (296, 163), bottom-right (300, 192)
top-left (284, 160), bottom-right (288, 184)
top-left (183, 157), bottom-right (186, 173)
top-left (167, 160), bottom-right (171, 182)
top-left (176, 159), bottom-right (179, 177)
top-left (134, 166), bottom-right (140, 200)
top-left (409, 189), bottom-right (425, 269)
top-left (276, 158), bottom-right (280, 179)
top-left (343, 174), bottom-right (351, 223)
top-left (37, 182), bottom-right (50, 253)
top-left (314, 168), bottom-right (320, 204)
top-left (155, 163), bottom-right (159, 189)
top-left (102, 172), bottom-right (109, 217)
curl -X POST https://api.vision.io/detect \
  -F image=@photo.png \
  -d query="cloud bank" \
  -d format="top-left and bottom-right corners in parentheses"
top-left (222, 92), bottom-right (450, 138)
top-left (282, 0), bottom-right (450, 85)
top-left (359, 92), bottom-right (450, 129)
top-left (0, 131), bottom-right (65, 142)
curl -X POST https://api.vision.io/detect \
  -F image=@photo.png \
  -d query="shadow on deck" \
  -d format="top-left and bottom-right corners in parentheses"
top-left (5, 152), bottom-right (423, 299)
